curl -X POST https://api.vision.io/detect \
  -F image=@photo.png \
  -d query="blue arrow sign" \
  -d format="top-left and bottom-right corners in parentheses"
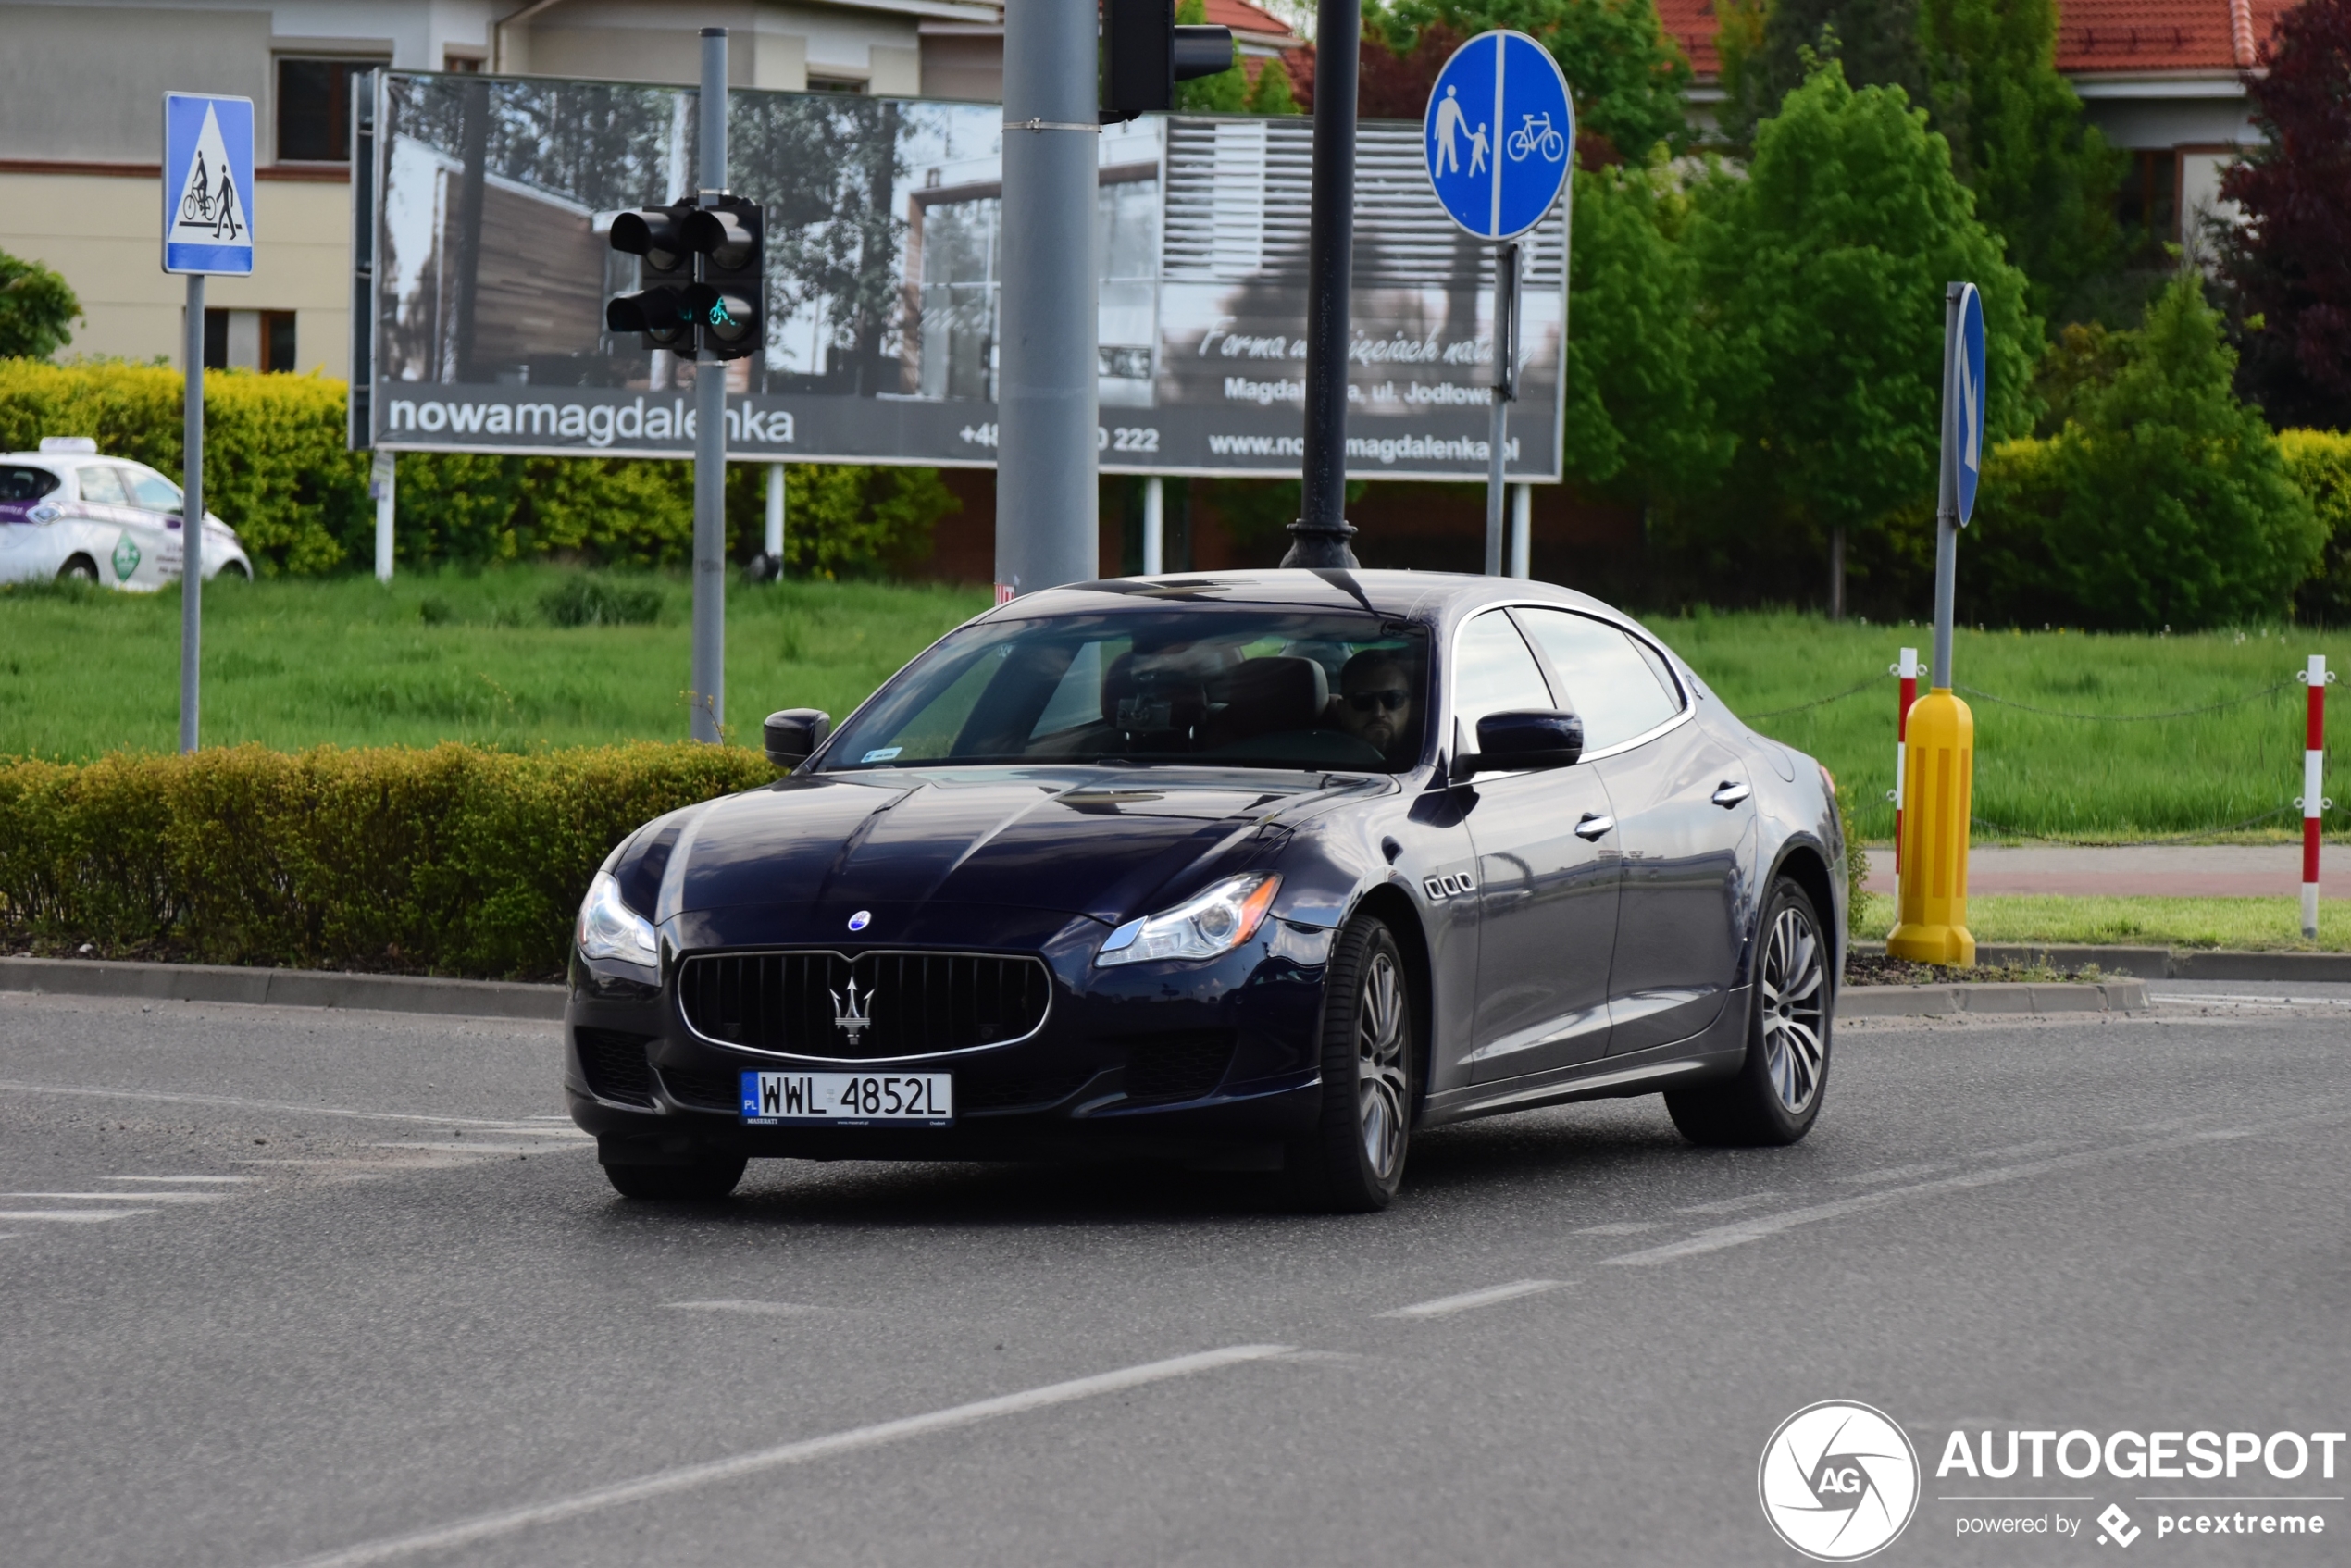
top-left (162, 93), bottom-right (255, 276)
top-left (1953, 282), bottom-right (1985, 526)
top-left (1424, 31), bottom-right (1574, 243)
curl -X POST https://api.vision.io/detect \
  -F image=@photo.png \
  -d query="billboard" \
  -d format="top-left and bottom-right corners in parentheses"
top-left (359, 72), bottom-right (1568, 481)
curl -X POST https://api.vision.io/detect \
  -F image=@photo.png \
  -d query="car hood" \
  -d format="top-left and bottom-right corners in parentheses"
top-left (658, 766), bottom-right (1372, 940)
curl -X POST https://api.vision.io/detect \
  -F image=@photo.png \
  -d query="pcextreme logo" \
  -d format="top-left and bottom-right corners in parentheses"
top-left (1760, 1400), bottom-right (1922, 1561)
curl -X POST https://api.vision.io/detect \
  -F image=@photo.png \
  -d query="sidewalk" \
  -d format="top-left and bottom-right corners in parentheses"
top-left (1860, 843), bottom-right (2321, 898)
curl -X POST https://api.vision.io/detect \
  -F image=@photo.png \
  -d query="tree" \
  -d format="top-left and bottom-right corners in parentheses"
top-left (1690, 63), bottom-right (2034, 617)
top-left (1352, 0), bottom-right (1692, 157)
top-left (0, 248), bottom-right (81, 360)
top-left (1716, 0), bottom-right (1929, 143)
top-left (2217, 0), bottom-right (2351, 430)
top-left (1970, 272), bottom-right (2321, 629)
top-left (1244, 55), bottom-right (1301, 115)
top-left (1918, 0), bottom-right (2121, 325)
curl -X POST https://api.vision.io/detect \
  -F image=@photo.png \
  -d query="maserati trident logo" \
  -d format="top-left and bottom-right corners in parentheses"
top-left (831, 977), bottom-right (873, 1045)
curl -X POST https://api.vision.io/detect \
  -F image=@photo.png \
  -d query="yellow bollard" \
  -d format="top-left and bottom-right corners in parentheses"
top-left (1885, 687), bottom-right (1976, 965)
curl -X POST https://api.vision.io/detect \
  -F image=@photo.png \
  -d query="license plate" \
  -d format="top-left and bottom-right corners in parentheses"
top-left (739, 1071), bottom-right (952, 1126)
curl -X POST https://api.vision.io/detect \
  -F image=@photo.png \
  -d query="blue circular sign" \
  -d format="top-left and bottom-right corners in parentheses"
top-left (1953, 283), bottom-right (1987, 527)
top-left (1424, 31), bottom-right (1575, 243)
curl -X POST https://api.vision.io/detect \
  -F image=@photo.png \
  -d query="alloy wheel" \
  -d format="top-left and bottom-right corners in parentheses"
top-left (1356, 948), bottom-right (1409, 1178)
top-left (1759, 902), bottom-right (1827, 1114)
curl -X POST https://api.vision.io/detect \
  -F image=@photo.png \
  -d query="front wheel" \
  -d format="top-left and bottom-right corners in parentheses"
top-left (57, 556), bottom-right (98, 583)
top-left (1288, 915), bottom-right (1416, 1212)
top-left (1665, 877), bottom-right (1831, 1147)
top-left (603, 1156), bottom-right (746, 1201)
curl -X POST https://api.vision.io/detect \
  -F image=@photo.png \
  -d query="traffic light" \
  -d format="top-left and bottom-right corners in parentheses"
top-left (683, 195), bottom-right (763, 361)
top-left (606, 202), bottom-right (697, 351)
top-left (1101, 0), bottom-right (1235, 122)
top-left (604, 196), bottom-right (764, 358)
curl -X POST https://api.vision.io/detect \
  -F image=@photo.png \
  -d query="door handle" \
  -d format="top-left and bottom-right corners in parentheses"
top-left (1574, 813), bottom-right (1615, 840)
top-left (1710, 781), bottom-right (1752, 809)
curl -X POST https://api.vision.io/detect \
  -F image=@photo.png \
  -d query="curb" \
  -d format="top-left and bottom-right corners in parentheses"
top-left (1838, 978), bottom-right (2148, 1019)
top-left (1852, 941), bottom-right (2351, 982)
top-left (0, 956), bottom-right (565, 1021)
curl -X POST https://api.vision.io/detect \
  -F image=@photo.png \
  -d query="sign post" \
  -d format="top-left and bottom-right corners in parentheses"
top-left (162, 92), bottom-right (255, 755)
top-left (1887, 282), bottom-right (1985, 967)
top-left (1423, 29), bottom-right (1572, 579)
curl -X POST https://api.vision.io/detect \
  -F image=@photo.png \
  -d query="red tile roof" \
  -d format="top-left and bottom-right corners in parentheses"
top-left (1652, 0), bottom-right (2299, 82)
top-left (1198, 0), bottom-right (1304, 47)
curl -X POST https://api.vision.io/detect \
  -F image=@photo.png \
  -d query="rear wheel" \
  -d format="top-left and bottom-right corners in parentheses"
top-left (57, 556), bottom-right (97, 582)
top-left (603, 1156), bottom-right (746, 1201)
top-left (1666, 877), bottom-right (1830, 1147)
top-left (1288, 915), bottom-right (1415, 1212)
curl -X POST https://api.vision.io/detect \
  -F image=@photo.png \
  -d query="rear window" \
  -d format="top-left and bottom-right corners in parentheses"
top-left (824, 609), bottom-right (1432, 773)
top-left (0, 467), bottom-right (60, 503)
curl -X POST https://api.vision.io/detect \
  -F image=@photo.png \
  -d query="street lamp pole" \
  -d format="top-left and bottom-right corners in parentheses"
top-left (1283, 0), bottom-right (1361, 569)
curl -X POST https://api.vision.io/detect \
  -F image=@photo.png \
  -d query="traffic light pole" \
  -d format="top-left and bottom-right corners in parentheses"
top-left (690, 27), bottom-right (728, 743)
top-left (1284, 0), bottom-right (1362, 567)
top-left (996, 0), bottom-right (1101, 598)
top-left (180, 273), bottom-right (204, 754)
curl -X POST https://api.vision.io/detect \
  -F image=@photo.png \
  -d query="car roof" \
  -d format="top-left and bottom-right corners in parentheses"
top-left (0, 453), bottom-right (134, 470)
top-left (988, 568), bottom-right (1624, 628)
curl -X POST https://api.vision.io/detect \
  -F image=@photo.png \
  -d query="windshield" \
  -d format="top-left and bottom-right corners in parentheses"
top-left (823, 609), bottom-right (1430, 773)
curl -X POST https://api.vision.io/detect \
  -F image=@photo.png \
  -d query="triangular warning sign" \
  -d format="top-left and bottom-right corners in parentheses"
top-left (168, 105), bottom-right (247, 248)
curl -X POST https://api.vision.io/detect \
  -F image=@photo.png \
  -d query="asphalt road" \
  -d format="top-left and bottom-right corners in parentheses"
top-left (0, 986), bottom-right (2344, 1568)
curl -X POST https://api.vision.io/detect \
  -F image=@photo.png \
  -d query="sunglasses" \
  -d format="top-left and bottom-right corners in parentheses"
top-left (1347, 689), bottom-right (1412, 713)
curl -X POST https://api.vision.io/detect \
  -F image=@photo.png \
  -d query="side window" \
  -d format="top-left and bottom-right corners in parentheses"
top-left (0, 467), bottom-right (60, 504)
top-left (123, 468), bottom-right (183, 513)
top-left (74, 467), bottom-right (126, 505)
top-left (1514, 608), bottom-right (1683, 753)
top-left (1452, 610), bottom-right (1558, 745)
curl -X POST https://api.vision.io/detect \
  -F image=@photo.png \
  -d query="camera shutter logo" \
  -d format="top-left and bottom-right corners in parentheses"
top-left (1759, 1400), bottom-right (1921, 1561)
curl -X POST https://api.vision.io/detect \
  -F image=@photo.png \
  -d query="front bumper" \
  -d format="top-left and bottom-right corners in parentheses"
top-left (565, 913), bottom-right (1335, 1164)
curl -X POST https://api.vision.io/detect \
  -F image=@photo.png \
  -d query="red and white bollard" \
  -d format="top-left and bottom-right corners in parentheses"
top-left (1892, 647), bottom-right (1919, 908)
top-left (2301, 653), bottom-right (2331, 939)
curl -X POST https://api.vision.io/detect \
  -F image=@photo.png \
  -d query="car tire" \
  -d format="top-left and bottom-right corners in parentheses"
top-left (602, 1157), bottom-right (747, 1201)
top-left (1665, 877), bottom-right (1831, 1148)
top-left (57, 556), bottom-right (98, 583)
top-left (1287, 915), bottom-right (1415, 1213)
top-left (216, 560), bottom-right (252, 581)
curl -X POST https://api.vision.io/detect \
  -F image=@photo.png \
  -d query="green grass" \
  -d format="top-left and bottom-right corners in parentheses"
top-left (1648, 612), bottom-right (2348, 842)
top-left (0, 568), bottom-right (989, 757)
top-left (1854, 892), bottom-right (2351, 952)
top-left (1, 580), bottom-right (2342, 848)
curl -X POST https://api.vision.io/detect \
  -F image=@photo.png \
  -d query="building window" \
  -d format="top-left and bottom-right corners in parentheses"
top-left (2118, 149), bottom-right (2179, 249)
top-left (204, 310), bottom-right (299, 372)
top-left (807, 76), bottom-right (867, 93)
top-left (443, 52), bottom-right (484, 73)
top-left (277, 57), bottom-right (377, 162)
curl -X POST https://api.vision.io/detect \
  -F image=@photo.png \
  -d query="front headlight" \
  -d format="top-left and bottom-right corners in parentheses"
top-left (1096, 873), bottom-right (1281, 967)
top-left (577, 871), bottom-right (658, 964)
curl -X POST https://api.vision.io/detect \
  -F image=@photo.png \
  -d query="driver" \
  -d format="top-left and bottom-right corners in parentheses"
top-left (1332, 649), bottom-right (1420, 765)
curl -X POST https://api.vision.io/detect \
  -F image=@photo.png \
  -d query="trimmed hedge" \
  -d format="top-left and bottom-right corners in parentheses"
top-left (0, 742), bottom-right (772, 978)
top-left (0, 360), bottom-right (956, 579)
top-left (2283, 429), bottom-right (2351, 625)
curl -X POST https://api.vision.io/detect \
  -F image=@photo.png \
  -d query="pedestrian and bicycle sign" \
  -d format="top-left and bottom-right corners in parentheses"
top-left (162, 93), bottom-right (254, 276)
top-left (1422, 30), bottom-right (1574, 243)
top-left (1951, 282), bottom-right (1986, 526)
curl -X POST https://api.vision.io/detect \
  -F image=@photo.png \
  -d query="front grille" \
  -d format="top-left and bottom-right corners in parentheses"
top-left (678, 950), bottom-right (1053, 1061)
top-left (660, 1064), bottom-right (741, 1112)
top-left (1123, 1029), bottom-right (1238, 1102)
top-left (576, 1027), bottom-right (655, 1106)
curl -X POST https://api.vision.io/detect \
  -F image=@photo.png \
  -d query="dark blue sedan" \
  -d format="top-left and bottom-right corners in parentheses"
top-left (566, 570), bottom-right (1846, 1211)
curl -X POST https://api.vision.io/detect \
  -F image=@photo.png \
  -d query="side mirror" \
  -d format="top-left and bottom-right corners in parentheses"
top-left (1452, 709), bottom-right (1583, 779)
top-left (763, 708), bottom-right (831, 767)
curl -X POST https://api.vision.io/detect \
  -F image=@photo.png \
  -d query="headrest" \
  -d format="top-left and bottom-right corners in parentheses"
top-left (1205, 656), bottom-right (1329, 740)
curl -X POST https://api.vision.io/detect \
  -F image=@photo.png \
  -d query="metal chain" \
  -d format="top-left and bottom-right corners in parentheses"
top-left (1742, 677), bottom-right (1885, 719)
top-left (1951, 678), bottom-right (2296, 722)
top-left (1966, 803), bottom-right (2303, 847)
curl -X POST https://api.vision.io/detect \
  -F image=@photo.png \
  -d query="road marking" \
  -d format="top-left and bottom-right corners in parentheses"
top-left (1602, 1117), bottom-right (2329, 1266)
top-left (1379, 1279), bottom-right (1562, 1319)
top-left (106, 1175), bottom-right (255, 1183)
top-left (1572, 1221), bottom-right (1655, 1236)
top-left (665, 1300), bottom-right (821, 1317)
top-left (367, 1142), bottom-right (591, 1157)
top-left (2, 1191), bottom-right (230, 1204)
top-left (1673, 1190), bottom-right (1782, 1214)
top-left (0, 1209), bottom-right (156, 1223)
top-left (264, 1343), bottom-right (1292, 1568)
top-left (1837, 1163), bottom-right (1951, 1185)
top-left (0, 1079), bottom-right (543, 1129)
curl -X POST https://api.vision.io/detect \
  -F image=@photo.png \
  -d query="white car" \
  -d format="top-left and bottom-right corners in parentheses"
top-left (0, 438), bottom-right (254, 590)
